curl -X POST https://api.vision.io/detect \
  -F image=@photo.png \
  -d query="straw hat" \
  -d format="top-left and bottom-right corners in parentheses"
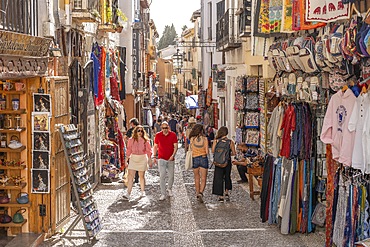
top-left (188, 117), bottom-right (196, 123)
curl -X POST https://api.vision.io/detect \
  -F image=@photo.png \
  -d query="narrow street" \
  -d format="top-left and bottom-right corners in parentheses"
top-left (42, 146), bottom-right (325, 247)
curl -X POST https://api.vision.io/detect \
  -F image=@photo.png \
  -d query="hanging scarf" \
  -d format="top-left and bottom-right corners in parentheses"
top-left (97, 46), bottom-right (106, 106)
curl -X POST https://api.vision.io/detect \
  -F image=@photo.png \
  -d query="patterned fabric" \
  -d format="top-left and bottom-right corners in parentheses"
top-left (258, 0), bottom-right (271, 33)
top-left (325, 145), bottom-right (338, 247)
top-left (299, 0), bottom-right (326, 30)
top-left (364, 197), bottom-right (370, 239)
top-left (268, 0), bottom-right (283, 33)
top-left (306, 0), bottom-right (350, 23)
top-left (332, 174), bottom-right (347, 247)
top-left (247, 77), bottom-right (259, 92)
top-left (245, 94), bottom-right (259, 110)
top-left (245, 112), bottom-right (259, 127)
top-left (281, 0), bottom-right (293, 32)
top-left (234, 93), bottom-right (244, 111)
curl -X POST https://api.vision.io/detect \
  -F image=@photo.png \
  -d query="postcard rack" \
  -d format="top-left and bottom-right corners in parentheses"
top-left (58, 124), bottom-right (102, 241)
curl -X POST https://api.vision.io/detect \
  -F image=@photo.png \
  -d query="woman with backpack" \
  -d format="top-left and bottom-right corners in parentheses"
top-left (211, 126), bottom-right (236, 202)
top-left (189, 124), bottom-right (209, 203)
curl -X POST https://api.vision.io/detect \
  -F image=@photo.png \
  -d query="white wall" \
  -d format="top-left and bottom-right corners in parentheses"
top-left (201, 0), bottom-right (222, 89)
top-left (119, 0), bottom-right (134, 95)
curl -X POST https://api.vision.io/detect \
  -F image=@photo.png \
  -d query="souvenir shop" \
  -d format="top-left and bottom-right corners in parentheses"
top-left (254, 0), bottom-right (370, 245)
top-left (197, 78), bottom-right (219, 129)
top-left (87, 44), bottom-right (127, 183)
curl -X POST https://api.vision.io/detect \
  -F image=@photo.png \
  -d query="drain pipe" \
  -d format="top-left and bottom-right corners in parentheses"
top-left (53, 0), bottom-right (60, 28)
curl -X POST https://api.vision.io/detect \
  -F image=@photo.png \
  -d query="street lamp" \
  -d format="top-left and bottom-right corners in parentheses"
top-left (171, 74), bottom-right (178, 85)
top-left (172, 49), bottom-right (183, 73)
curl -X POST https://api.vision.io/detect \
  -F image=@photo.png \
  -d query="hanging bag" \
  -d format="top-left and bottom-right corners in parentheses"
top-left (185, 139), bottom-right (193, 170)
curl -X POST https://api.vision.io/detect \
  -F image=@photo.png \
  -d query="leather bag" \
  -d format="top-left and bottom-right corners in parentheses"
top-left (185, 140), bottom-right (192, 171)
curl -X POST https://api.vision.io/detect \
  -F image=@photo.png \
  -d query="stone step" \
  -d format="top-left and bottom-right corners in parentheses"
top-left (5, 233), bottom-right (44, 247)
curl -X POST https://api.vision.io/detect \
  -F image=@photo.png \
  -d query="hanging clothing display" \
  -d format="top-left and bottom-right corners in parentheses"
top-left (320, 89), bottom-right (356, 166)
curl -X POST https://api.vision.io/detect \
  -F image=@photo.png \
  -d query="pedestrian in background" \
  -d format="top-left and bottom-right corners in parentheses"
top-left (168, 114), bottom-right (178, 133)
top-left (211, 126), bottom-right (236, 202)
top-left (185, 117), bottom-right (196, 151)
top-left (153, 116), bottom-right (162, 135)
top-left (153, 121), bottom-right (178, 201)
top-left (123, 126), bottom-right (152, 200)
top-left (188, 124), bottom-right (209, 203)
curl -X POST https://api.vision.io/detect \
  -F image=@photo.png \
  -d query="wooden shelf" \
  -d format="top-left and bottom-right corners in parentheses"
top-left (0, 128), bottom-right (26, 133)
top-left (0, 202), bottom-right (30, 207)
top-left (0, 109), bottom-right (26, 114)
top-left (0, 165), bottom-right (26, 170)
top-left (0, 182), bottom-right (26, 190)
top-left (0, 146), bottom-right (26, 152)
top-left (0, 90), bottom-right (26, 95)
top-left (0, 219), bottom-right (27, 227)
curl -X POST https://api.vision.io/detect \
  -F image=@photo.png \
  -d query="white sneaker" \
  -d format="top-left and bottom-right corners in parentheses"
top-left (122, 193), bottom-right (130, 201)
top-left (167, 189), bottom-right (173, 197)
top-left (140, 191), bottom-right (146, 197)
top-left (159, 195), bottom-right (166, 201)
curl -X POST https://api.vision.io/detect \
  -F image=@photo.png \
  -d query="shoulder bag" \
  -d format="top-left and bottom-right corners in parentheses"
top-left (185, 139), bottom-right (193, 170)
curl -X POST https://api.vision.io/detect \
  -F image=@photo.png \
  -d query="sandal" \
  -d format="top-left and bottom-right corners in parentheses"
top-left (224, 194), bottom-right (230, 202)
top-left (197, 193), bottom-right (204, 203)
top-left (218, 197), bottom-right (224, 202)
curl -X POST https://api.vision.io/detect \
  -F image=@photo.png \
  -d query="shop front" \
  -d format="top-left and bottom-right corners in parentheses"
top-left (0, 30), bottom-right (70, 237)
top-left (252, 2), bottom-right (370, 245)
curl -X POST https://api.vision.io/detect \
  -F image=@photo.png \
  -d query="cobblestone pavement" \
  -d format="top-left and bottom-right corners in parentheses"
top-left (41, 146), bottom-right (325, 247)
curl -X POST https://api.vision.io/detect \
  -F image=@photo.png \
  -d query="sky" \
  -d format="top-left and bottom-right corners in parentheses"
top-left (149, 0), bottom-right (201, 38)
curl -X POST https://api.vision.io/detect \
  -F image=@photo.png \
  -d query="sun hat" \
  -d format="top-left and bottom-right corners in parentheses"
top-left (188, 117), bottom-right (196, 123)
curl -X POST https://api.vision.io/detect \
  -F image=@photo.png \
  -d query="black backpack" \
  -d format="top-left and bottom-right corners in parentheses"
top-left (213, 139), bottom-right (231, 168)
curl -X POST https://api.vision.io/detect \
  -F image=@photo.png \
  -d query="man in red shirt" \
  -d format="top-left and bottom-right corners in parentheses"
top-left (153, 121), bottom-right (178, 200)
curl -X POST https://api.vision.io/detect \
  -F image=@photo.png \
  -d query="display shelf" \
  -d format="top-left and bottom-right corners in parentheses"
top-left (0, 182), bottom-right (26, 190)
top-left (0, 128), bottom-right (26, 133)
top-left (59, 124), bottom-right (101, 241)
top-left (0, 109), bottom-right (26, 114)
top-left (0, 219), bottom-right (27, 227)
top-left (0, 90), bottom-right (26, 95)
top-left (0, 146), bottom-right (26, 152)
top-left (0, 165), bottom-right (26, 170)
top-left (0, 202), bottom-right (31, 207)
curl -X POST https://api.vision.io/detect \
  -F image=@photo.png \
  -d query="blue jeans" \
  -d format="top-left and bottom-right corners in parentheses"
top-left (192, 156), bottom-right (209, 169)
top-left (158, 159), bottom-right (175, 196)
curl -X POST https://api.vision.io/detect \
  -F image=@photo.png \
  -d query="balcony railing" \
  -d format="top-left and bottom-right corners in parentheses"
top-left (72, 0), bottom-right (100, 23)
top-left (216, 8), bottom-right (241, 51)
top-left (0, 0), bottom-right (38, 36)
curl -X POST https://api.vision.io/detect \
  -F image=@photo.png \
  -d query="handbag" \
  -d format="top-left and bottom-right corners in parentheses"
top-left (311, 202), bottom-right (326, 227)
top-left (185, 140), bottom-right (193, 170)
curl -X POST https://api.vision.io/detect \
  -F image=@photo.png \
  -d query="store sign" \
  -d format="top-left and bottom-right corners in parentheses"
top-left (0, 30), bottom-right (52, 57)
top-left (132, 29), bottom-right (140, 89)
top-left (0, 56), bottom-right (48, 79)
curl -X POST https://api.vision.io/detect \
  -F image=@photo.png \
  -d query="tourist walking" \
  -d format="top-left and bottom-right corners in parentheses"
top-left (123, 126), bottom-right (152, 200)
top-left (211, 126), bottom-right (236, 202)
top-left (188, 124), bottom-right (209, 203)
top-left (124, 118), bottom-right (140, 183)
top-left (185, 117), bottom-right (196, 151)
top-left (153, 121), bottom-right (178, 200)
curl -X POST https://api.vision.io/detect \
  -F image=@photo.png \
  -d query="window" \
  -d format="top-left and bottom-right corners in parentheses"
top-left (208, 2), bottom-right (212, 40)
top-left (238, 0), bottom-right (251, 35)
top-left (216, 0), bottom-right (225, 21)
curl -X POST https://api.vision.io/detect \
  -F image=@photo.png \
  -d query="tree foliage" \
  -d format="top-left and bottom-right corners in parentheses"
top-left (157, 24), bottom-right (178, 50)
